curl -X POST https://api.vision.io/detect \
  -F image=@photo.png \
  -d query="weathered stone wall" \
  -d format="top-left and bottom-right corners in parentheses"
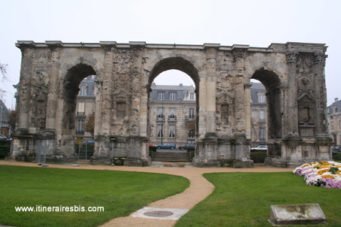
top-left (12, 41), bottom-right (332, 167)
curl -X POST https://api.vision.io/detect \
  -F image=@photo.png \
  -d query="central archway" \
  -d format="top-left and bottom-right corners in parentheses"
top-left (148, 57), bottom-right (200, 161)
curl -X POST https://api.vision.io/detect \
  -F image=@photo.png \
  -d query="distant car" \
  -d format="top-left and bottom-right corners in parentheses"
top-left (84, 139), bottom-right (95, 144)
top-left (179, 143), bottom-right (196, 150)
top-left (0, 135), bottom-right (10, 141)
top-left (157, 143), bottom-right (176, 150)
top-left (250, 145), bottom-right (268, 151)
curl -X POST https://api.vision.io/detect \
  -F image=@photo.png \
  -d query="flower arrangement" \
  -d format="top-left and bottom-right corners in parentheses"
top-left (293, 161), bottom-right (341, 189)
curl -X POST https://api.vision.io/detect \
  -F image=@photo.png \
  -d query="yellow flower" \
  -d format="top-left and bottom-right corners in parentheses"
top-left (322, 175), bottom-right (334, 179)
top-left (317, 169), bottom-right (329, 175)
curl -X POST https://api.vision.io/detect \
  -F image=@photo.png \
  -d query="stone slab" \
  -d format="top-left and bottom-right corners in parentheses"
top-left (269, 203), bottom-right (326, 226)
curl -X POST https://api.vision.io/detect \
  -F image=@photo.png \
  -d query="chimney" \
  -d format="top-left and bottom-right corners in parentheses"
top-left (335, 98), bottom-right (339, 102)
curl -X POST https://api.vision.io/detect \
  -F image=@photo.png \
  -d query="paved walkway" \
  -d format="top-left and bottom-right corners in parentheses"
top-left (0, 160), bottom-right (293, 227)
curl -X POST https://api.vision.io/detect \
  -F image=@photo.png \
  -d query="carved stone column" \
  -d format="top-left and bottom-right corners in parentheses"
top-left (100, 43), bottom-right (114, 135)
top-left (285, 51), bottom-right (299, 135)
top-left (45, 42), bottom-right (61, 129)
top-left (204, 45), bottom-right (217, 133)
top-left (16, 46), bottom-right (34, 129)
top-left (312, 53), bottom-right (328, 135)
top-left (244, 82), bottom-right (252, 140)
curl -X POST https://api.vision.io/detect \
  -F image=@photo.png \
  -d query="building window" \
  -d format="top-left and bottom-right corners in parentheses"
top-left (157, 107), bottom-right (164, 119)
top-left (188, 129), bottom-right (195, 138)
top-left (339, 120), bottom-right (341, 129)
top-left (259, 127), bottom-right (265, 141)
top-left (258, 93), bottom-right (265, 103)
top-left (189, 108), bottom-right (195, 119)
top-left (259, 110), bottom-right (265, 120)
top-left (157, 92), bottom-right (165, 100)
top-left (168, 108), bottom-right (176, 120)
top-left (157, 124), bottom-right (163, 138)
top-left (76, 118), bottom-right (84, 134)
top-left (170, 92), bottom-right (176, 101)
top-left (169, 125), bottom-right (176, 138)
top-left (79, 85), bottom-right (87, 96)
top-left (190, 92), bottom-right (195, 100)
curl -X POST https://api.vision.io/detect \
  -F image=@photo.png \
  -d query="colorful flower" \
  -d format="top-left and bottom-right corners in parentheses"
top-left (293, 161), bottom-right (341, 189)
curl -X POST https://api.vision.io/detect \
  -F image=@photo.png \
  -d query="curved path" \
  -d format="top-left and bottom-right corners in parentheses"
top-left (0, 161), bottom-right (292, 227)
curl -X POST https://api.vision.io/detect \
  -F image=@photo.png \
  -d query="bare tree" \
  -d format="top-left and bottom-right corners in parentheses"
top-left (0, 63), bottom-right (8, 99)
top-left (0, 63), bottom-right (7, 76)
top-left (85, 112), bottom-right (95, 136)
top-left (8, 110), bottom-right (16, 133)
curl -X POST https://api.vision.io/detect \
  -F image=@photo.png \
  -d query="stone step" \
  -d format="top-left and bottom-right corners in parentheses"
top-left (152, 152), bottom-right (190, 162)
top-left (151, 161), bottom-right (192, 167)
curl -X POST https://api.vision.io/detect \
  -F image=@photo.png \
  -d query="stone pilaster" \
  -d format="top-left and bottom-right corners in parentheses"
top-left (16, 47), bottom-right (34, 129)
top-left (45, 43), bottom-right (61, 129)
top-left (100, 44), bottom-right (114, 135)
top-left (285, 51), bottom-right (299, 136)
top-left (244, 82), bottom-right (252, 140)
top-left (204, 46), bottom-right (217, 133)
top-left (312, 52), bottom-right (328, 135)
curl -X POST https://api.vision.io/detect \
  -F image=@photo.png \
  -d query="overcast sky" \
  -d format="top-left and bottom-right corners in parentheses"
top-left (1, 0), bottom-right (340, 108)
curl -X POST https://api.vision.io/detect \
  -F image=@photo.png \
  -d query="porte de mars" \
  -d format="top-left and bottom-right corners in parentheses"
top-left (11, 41), bottom-right (332, 167)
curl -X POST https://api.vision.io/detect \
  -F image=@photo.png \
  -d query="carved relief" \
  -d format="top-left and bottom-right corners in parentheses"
top-left (286, 52), bottom-right (297, 64)
top-left (216, 74), bottom-right (234, 133)
top-left (296, 53), bottom-right (314, 74)
top-left (298, 95), bottom-right (315, 137)
top-left (111, 49), bottom-right (142, 136)
top-left (232, 49), bottom-right (246, 74)
top-left (313, 53), bottom-right (326, 65)
top-left (298, 76), bottom-right (314, 97)
top-left (217, 52), bottom-right (232, 71)
top-left (31, 70), bottom-right (49, 129)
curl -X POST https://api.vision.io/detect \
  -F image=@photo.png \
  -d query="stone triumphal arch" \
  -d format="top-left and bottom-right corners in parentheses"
top-left (12, 41), bottom-right (332, 167)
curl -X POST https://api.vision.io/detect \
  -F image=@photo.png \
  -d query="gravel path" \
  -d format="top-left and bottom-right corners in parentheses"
top-left (0, 160), bottom-right (293, 227)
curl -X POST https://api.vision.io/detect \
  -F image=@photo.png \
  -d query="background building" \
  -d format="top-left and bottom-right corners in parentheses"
top-left (250, 82), bottom-right (267, 146)
top-left (75, 75), bottom-right (96, 137)
top-left (148, 82), bottom-right (268, 147)
top-left (149, 83), bottom-right (196, 147)
top-left (0, 100), bottom-right (9, 137)
top-left (327, 98), bottom-right (341, 146)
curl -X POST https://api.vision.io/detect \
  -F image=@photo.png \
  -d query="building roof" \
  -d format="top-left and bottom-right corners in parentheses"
top-left (0, 99), bottom-right (8, 112)
top-left (150, 84), bottom-right (196, 102)
top-left (328, 98), bottom-right (341, 114)
top-left (151, 83), bottom-right (195, 91)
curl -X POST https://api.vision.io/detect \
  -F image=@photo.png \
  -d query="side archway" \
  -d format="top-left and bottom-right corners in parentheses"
top-left (251, 69), bottom-right (283, 157)
top-left (60, 63), bottom-right (97, 157)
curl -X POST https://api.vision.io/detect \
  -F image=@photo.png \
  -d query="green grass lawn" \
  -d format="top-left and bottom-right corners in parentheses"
top-left (177, 172), bottom-right (341, 227)
top-left (0, 165), bottom-right (189, 227)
